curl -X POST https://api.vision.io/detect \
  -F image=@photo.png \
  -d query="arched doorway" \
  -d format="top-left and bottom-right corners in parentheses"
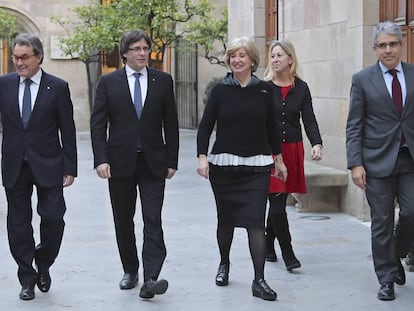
top-left (0, 6), bottom-right (39, 74)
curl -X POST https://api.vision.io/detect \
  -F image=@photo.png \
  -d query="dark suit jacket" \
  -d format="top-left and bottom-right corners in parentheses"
top-left (346, 61), bottom-right (414, 177)
top-left (90, 66), bottom-right (179, 178)
top-left (0, 70), bottom-right (77, 188)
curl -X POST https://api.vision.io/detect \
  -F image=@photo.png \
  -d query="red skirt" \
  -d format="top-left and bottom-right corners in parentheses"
top-left (269, 141), bottom-right (306, 194)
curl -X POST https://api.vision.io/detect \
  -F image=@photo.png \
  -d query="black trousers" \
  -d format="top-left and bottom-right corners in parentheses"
top-left (365, 148), bottom-right (414, 283)
top-left (108, 153), bottom-right (166, 281)
top-left (6, 161), bottom-right (65, 286)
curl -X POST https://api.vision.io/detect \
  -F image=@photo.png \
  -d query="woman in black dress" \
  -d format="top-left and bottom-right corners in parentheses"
top-left (197, 37), bottom-right (287, 301)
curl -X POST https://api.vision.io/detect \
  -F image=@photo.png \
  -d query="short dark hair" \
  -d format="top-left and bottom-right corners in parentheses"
top-left (13, 33), bottom-right (44, 64)
top-left (119, 29), bottom-right (151, 63)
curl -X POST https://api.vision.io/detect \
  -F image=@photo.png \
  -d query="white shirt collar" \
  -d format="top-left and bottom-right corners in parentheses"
top-left (125, 64), bottom-right (147, 77)
top-left (20, 68), bottom-right (42, 85)
top-left (379, 61), bottom-right (403, 75)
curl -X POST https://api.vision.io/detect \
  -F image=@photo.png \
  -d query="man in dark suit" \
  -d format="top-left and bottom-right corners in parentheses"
top-left (90, 29), bottom-right (179, 299)
top-left (0, 34), bottom-right (77, 300)
top-left (346, 21), bottom-right (414, 301)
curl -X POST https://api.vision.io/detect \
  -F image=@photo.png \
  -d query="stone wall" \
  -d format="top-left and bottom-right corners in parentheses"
top-left (227, 0), bottom-right (382, 220)
top-left (1, 0), bottom-right (91, 131)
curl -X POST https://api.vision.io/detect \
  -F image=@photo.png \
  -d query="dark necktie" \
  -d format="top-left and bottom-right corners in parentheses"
top-left (22, 79), bottom-right (33, 128)
top-left (388, 69), bottom-right (403, 115)
top-left (389, 69), bottom-right (405, 145)
top-left (133, 72), bottom-right (142, 119)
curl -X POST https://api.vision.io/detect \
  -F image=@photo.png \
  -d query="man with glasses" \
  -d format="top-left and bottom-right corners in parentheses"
top-left (90, 29), bottom-right (179, 299)
top-left (0, 33), bottom-right (77, 300)
top-left (346, 21), bottom-right (414, 301)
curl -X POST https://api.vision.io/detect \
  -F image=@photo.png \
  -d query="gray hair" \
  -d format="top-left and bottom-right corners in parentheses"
top-left (372, 21), bottom-right (403, 47)
top-left (13, 33), bottom-right (44, 64)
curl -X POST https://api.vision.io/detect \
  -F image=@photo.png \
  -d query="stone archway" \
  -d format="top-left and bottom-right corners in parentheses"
top-left (0, 6), bottom-right (39, 74)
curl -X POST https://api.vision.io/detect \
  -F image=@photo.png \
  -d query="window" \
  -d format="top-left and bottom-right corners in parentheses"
top-left (265, 0), bottom-right (278, 64)
top-left (380, 0), bottom-right (414, 63)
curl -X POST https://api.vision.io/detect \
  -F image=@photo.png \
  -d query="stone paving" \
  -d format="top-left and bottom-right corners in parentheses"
top-left (0, 129), bottom-right (413, 310)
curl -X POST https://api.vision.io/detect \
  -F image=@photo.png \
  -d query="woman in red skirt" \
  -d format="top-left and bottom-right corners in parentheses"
top-left (263, 39), bottom-right (323, 271)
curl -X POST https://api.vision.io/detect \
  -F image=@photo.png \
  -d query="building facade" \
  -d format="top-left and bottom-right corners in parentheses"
top-left (0, 0), bottom-right (228, 132)
top-left (0, 0), bottom-right (92, 131)
top-left (228, 0), bottom-right (414, 220)
top-left (3, 0), bottom-right (412, 219)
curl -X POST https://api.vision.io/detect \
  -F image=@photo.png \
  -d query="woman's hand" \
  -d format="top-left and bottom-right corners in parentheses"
top-left (273, 154), bottom-right (288, 182)
top-left (197, 155), bottom-right (209, 179)
top-left (311, 144), bottom-right (323, 161)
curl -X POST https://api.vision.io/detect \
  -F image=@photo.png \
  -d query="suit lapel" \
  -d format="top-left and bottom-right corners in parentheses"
top-left (33, 70), bottom-right (51, 114)
top-left (143, 67), bottom-right (158, 114)
top-left (369, 63), bottom-right (399, 114)
top-left (8, 74), bottom-right (21, 119)
top-left (402, 62), bottom-right (414, 116)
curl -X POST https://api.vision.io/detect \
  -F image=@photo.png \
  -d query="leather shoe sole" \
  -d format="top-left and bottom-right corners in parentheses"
top-left (119, 273), bottom-right (138, 290)
top-left (139, 279), bottom-right (168, 299)
top-left (395, 259), bottom-right (406, 285)
top-left (19, 286), bottom-right (35, 300)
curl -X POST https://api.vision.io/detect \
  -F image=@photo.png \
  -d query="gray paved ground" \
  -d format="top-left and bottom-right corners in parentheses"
top-left (0, 129), bottom-right (413, 310)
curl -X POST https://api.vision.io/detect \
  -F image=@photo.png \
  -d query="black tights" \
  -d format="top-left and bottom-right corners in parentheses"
top-left (217, 225), bottom-right (265, 280)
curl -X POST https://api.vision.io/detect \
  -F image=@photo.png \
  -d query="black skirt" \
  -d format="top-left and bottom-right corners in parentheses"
top-left (209, 165), bottom-right (271, 228)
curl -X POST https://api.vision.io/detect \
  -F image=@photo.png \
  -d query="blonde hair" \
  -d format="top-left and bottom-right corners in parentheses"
top-left (225, 37), bottom-right (260, 72)
top-left (263, 38), bottom-right (298, 81)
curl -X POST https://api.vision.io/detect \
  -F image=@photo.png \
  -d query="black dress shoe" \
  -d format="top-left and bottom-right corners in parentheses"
top-left (377, 282), bottom-right (395, 301)
top-left (281, 248), bottom-right (301, 271)
top-left (139, 278), bottom-right (168, 299)
top-left (215, 263), bottom-right (229, 286)
top-left (252, 279), bottom-right (277, 301)
top-left (37, 268), bottom-right (51, 292)
top-left (19, 285), bottom-right (35, 300)
top-left (265, 252), bottom-right (278, 262)
top-left (285, 257), bottom-right (301, 272)
top-left (395, 258), bottom-right (406, 285)
top-left (119, 273), bottom-right (138, 290)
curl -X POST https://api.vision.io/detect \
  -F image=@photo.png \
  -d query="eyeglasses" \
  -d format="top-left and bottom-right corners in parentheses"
top-left (128, 47), bottom-right (150, 53)
top-left (11, 54), bottom-right (36, 62)
top-left (375, 41), bottom-right (401, 49)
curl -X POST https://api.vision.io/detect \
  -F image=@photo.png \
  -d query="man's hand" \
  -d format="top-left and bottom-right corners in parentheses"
top-left (96, 163), bottom-right (111, 179)
top-left (166, 168), bottom-right (176, 179)
top-left (63, 175), bottom-right (75, 187)
top-left (351, 165), bottom-right (366, 190)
